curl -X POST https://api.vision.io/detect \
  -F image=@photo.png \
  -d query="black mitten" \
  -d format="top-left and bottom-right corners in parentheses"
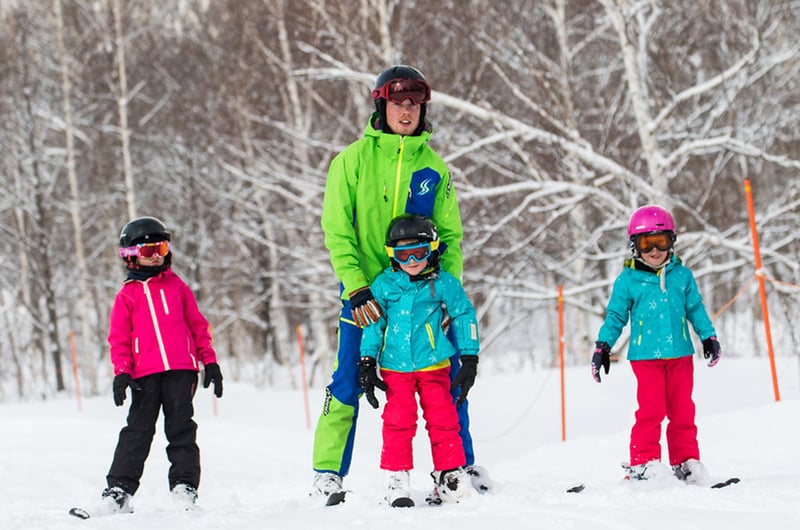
top-left (591, 341), bottom-right (611, 383)
top-left (702, 336), bottom-right (721, 367)
top-left (451, 355), bottom-right (478, 406)
top-left (112, 373), bottom-right (142, 407)
top-left (358, 357), bottom-right (387, 409)
top-left (203, 362), bottom-right (224, 397)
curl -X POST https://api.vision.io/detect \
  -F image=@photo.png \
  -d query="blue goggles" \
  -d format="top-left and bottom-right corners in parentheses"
top-left (386, 240), bottom-right (439, 265)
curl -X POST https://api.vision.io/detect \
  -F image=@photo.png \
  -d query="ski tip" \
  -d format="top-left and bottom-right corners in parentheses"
top-left (566, 483), bottom-right (586, 493)
top-left (425, 493), bottom-right (443, 506)
top-left (390, 497), bottom-right (415, 508)
top-left (69, 507), bottom-right (91, 519)
top-left (710, 477), bottom-right (741, 489)
top-left (325, 490), bottom-right (347, 506)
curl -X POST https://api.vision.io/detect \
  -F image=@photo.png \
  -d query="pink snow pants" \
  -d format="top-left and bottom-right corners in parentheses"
top-left (630, 356), bottom-right (699, 466)
top-left (379, 366), bottom-right (466, 472)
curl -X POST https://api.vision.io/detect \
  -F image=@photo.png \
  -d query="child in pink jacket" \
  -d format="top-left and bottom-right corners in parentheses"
top-left (91, 216), bottom-right (222, 517)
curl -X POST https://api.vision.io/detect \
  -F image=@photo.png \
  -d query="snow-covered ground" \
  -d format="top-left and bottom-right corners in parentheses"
top-left (3, 355), bottom-right (799, 529)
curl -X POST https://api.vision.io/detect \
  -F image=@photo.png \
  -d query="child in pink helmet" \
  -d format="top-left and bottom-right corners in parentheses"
top-left (591, 205), bottom-right (722, 484)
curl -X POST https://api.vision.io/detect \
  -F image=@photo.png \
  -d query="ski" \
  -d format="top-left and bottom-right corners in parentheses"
top-left (68, 506), bottom-right (133, 519)
top-left (325, 490), bottom-right (347, 506)
top-left (390, 496), bottom-right (415, 508)
top-left (710, 477), bottom-right (740, 489)
top-left (68, 507), bottom-right (91, 520)
top-left (425, 490), bottom-right (442, 505)
top-left (567, 477), bottom-right (740, 493)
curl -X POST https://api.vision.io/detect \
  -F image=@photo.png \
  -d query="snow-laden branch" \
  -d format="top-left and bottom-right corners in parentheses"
top-left (219, 160), bottom-right (316, 208)
top-left (433, 91), bottom-right (660, 198)
top-left (282, 62), bottom-right (663, 201)
top-left (724, 138), bottom-right (800, 170)
top-left (650, 29), bottom-right (760, 132)
top-left (458, 178), bottom-right (629, 215)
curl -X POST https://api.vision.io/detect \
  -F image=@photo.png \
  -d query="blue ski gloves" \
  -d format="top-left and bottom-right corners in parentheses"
top-left (358, 357), bottom-right (387, 409)
top-left (702, 336), bottom-right (721, 367)
top-left (113, 373), bottom-right (142, 406)
top-left (591, 341), bottom-right (611, 383)
top-left (203, 363), bottom-right (224, 397)
top-left (452, 355), bottom-right (479, 406)
top-left (349, 287), bottom-right (383, 328)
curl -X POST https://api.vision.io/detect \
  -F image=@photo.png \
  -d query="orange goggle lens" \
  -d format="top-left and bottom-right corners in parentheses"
top-left (119, 240), bottom-right (170, 259)
top-left (635, 232), bottom-right (673, 253)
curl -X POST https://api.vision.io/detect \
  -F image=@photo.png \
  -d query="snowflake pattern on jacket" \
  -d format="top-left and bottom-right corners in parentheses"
top-left (360, 268), bottom-right (479, 371)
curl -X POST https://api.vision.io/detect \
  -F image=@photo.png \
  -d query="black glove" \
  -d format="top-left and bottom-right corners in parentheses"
top-left (702, 336), bottom-right (721, 367)
top-left (112, 373), bottom-right (142, 407)
top-left (358, 357), bottom-right (387, 409)
top-left (349, 287), bottom-right (383, 328)
top-left (203, 363), bottom-right (224, 397)
top-left (591, 341), bottom-right (611, 383)
top-left (452, 355), bottom-right (478, 406)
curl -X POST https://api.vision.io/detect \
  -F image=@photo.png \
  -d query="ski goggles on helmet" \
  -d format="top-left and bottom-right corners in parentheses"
top-left (633, 232), bottom-right (674, 254)
top-left (386, 240), bottom-right (439, 265)
top-left (119, 240), bottom-right (170, 259)
top-left (372, 78), bottom-right (431, 105)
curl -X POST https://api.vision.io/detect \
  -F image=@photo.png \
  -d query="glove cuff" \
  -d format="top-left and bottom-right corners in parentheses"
top-left (460, 355), bottom-right (478, 366)
top-left (349, 287), bottom-right (372, 306)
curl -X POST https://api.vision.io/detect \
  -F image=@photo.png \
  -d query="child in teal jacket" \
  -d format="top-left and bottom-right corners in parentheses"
top-left (358, 214), bottom-right (479, 507)
top-left (591, 205), bottom-right (722, 485)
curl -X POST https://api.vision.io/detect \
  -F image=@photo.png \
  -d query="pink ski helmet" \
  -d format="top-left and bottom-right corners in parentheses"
top-left (627, 205), bottom-right (675, 237)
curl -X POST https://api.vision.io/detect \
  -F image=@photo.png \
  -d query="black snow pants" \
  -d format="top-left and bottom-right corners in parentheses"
top-left (106, 370), bottom-right (200, 494)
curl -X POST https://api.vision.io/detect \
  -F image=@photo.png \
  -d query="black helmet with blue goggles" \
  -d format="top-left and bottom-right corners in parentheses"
top-left (385, 214), bottom-right (440, 267)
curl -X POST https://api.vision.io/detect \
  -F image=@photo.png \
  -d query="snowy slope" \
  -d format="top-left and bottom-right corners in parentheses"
top-left (2, 356), bottom-right (799, 530)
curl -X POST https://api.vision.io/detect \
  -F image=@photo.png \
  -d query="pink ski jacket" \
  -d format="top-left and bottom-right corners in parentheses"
top-left (108, 269), bottom-right (217, 379)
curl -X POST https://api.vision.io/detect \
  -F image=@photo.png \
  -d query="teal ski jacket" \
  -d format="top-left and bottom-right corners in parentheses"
top-left (597, 255), bottom-right (716, 361)
top-left (360, 268), bottom-right (479, 372)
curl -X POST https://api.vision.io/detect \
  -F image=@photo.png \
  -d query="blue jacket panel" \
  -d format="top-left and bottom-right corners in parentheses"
top-left (360, 268), bottom-right (480, 372)
top-left (597, 256), bottom-right (716, 361)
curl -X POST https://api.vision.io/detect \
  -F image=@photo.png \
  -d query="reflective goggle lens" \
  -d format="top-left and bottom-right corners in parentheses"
top-left (119, 240), bottom-right (170, 258)
top-left (635, 232), bottom-right (673, 253)
top-left (389, 242), bottom-right (432, 264)
top-left (372, 79), bottom-right (431, 105)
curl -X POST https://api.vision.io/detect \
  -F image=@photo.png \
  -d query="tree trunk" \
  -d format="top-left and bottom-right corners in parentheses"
top-left (113, 0), bottom-right (137, 219)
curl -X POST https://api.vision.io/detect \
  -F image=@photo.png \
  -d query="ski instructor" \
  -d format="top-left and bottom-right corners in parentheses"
top-left (311, 65), bottom-right (490, 503)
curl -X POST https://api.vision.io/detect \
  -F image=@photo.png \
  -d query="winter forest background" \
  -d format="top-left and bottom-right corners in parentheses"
top-left (1, 0), bottom-right (799, 401)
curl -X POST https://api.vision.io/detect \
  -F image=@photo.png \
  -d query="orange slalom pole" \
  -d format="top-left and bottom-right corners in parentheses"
top-left (69, 330), bottom-right (83, 413)
top-left (743, 178), bottom-right (781, 402)
top-left (297, 325), bottom-right (311, 429)
top-left (558, 285), bottom-right (566, 441)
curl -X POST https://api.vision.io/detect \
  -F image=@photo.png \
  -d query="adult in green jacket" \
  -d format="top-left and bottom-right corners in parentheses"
top-left (311, 65), bottom-right (489, 502)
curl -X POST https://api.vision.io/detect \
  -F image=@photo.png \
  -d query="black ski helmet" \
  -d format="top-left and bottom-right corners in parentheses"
top-left (386, 213), bottom-right (438, 247)
top-left (385, 214), bottom-right (441, 274)
top-left (119, 216), bottom-right (171, 247)
top-left (372, 65), bottom-right (429, 135)
top-left (118, 216), bottom-right (172, 272)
